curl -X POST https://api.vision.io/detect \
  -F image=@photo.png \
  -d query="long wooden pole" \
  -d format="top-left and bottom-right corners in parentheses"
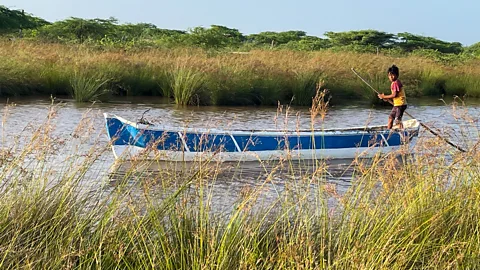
top-left (351, 68), bottom-right (466, 153)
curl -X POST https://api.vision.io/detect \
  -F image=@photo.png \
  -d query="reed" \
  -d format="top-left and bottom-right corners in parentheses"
top-left (69, 71), bottom-right (110, 102)
top-left (38, 67), bottom-right (71, 95)
top-left (202, 69), bottom-right (255, 105)
top-left (1, 40), bottom-right (480, 105)
top-left (445, 73), bottom-right (480, 97)
top-left (290, 70), bottom-right (325, 106)
top-left (1, 101), bottom-right (480, 268)
top-left (169, 64), bottom-right (205, 105)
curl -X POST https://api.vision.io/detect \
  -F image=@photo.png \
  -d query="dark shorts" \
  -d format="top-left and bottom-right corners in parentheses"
top-left (389, 105), bottom-right (407, 123)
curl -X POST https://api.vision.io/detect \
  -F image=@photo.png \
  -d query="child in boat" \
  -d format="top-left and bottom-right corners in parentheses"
top-left (377, 65), bottom-right (407, 129)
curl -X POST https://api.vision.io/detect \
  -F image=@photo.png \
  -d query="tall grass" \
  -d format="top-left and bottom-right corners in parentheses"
top-left (1, 40), bottom-right (480, 105)
top-left (69, 71), bottom-right (110, 102)
top-left (445, 72), bottom-right (480, 97)
top-left (1, 101), bottom-right (480, 268)
top-left (203, 68), bottom-right (257, 105)
top-left (39, 67), bottom-right (71, 95)
top-left (169, 64), bottom-right (205, 106)
top-left (290, 70), bottom-right (325, 106)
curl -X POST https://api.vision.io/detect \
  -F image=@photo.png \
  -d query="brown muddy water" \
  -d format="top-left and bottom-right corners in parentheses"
top-left (1, 96), bottom-right (479, 212)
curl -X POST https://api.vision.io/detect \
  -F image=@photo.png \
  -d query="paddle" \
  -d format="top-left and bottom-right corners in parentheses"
top-left (351, 68), bottom-right (466, 153)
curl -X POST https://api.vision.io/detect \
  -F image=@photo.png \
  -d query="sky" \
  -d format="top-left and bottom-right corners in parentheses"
top-left (2, 0), bottom-right (478, 45)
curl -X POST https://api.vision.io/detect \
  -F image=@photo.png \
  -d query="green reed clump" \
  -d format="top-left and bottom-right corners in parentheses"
top-left (0, 56), bottom-right (39, 96)
top-left (38, 67), bottom-right (71, 95)
top-left (290, 70), bottom-right (325, 106)
top-left (250, 76), bottom-right (287, 106)
top-left (157, 69), bottom-right (173, 98)
top-left (69, 71), bottom-right (111, 102)
top-left (415, 67), bottom-right (447, 96)
top-left (169, 65), bottom-right (205, 105)
top-left (203, 69), bottom-right (256, 105)
top-left (207, 61), bottom-right (289, 106)
top-left (445, 73), bottom-right (480, 97)
top-left (117, 65), bottom-right (162, 96)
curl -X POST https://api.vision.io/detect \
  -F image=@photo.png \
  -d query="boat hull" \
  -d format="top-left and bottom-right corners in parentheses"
top-left (104, 113), bottom-right (420, 163)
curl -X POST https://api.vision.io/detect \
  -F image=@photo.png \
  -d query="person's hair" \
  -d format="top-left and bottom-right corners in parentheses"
top-left (388, 65), bottom-right (399, 77)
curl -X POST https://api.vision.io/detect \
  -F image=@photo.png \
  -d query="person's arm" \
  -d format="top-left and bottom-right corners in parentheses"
top-left (378, 91), bottom-right (398, 99)
top-left (378, 82), bottom-right (400, 100)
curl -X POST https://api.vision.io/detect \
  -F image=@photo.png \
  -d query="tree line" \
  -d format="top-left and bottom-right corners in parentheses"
top-left (1, 5), bottom-right (479, 57)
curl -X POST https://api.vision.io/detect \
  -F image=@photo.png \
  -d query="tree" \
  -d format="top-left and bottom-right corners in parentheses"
top-left (0, 5), bottom-right (49, 33)
top-left (324, 30), bottom-right (395, 48)
top-left (186, 25), bottom-right (245, 48)
top-left (280, 36), bottom-right (331, 51)
top-left (247, 31), bottom-right (306, 46)
top-left (396, 32), bottom-right (463, 54)
top-left (116, 23), bottom-right (158, 39)
top-left (465, 42), bottom-right (480, 57)
top-left (114, 23), bottom-right (186, 40)
top-left (37, 17), bottom-right (117, 42)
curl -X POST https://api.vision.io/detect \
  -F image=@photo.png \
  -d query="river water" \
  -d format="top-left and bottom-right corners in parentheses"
top-left (1, 96), bottom-right (479, 212)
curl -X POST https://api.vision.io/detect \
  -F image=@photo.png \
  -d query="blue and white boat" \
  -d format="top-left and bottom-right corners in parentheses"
top-left (104, 113), bottom-right (420, 163)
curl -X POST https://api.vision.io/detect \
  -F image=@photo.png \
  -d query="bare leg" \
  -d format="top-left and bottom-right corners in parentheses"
top-left (387, 118), bottom-right (393, 129)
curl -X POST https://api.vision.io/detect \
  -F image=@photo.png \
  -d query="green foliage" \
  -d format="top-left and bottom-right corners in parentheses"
top-left (113, 66), bottom-right (161, 96)
top-left (415, 68), bottom-right (446, 96)
top-left (169, 65), bottom-right (205, 105)
top-left (186, 25), bottom-right (245, 48)
top-left (38, 17), bottom-right (117, 43)
top-left (290, 70), bottom-right (324, 106)
top-left (325, 30), bottom-right (395, 48)
top-left (250, 77), bottom-right (286, 106)
top-left (115, 23), bottom-right (187, 45)
top-left (465, 42), bottom-right (480, 57)
top-left (247, 30), bottom-right (308, 47)
top-left (0, 5), bottom-right (49, 33)
top-left (396, 32), bottom-right (463, 54)
top-left (69, 72), bottom-right (111, 102)
top-left (445, 74), bottom-right (480, 97)
top-left (0, 5), bottom-right (475, 60)
top-left (279, 36), bottom-right (331, 51)
top-left (327, 44), bottom-right (380, 54)
top-left (1, 6), bottom-right (473, 58)
top-left (38, 67), bottom-right (71, 95)
top-left (203, 70), bottom-right (257, 106)
top-left (360, 72), bottom-right (391, 104)
top-left (116, 23), bottom-right (157, 40)
top-left (410, 49), bottom-right (471, 64)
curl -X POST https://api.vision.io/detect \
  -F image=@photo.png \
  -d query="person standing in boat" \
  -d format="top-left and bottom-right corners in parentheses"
top-left (377, 65), bottom-right (407, 129)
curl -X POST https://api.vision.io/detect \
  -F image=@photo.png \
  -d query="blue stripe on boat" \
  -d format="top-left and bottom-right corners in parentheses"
top-left (184, 133), bottom-right (238, 152)
top-left (233, 133), bottom-right (402, 151)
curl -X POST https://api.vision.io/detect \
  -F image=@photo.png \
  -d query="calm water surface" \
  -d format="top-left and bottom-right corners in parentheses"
top-left (1, 96), bottom-right (479, 211)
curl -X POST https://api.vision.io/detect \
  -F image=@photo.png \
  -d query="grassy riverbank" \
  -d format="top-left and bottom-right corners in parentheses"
top-left (1, 40), bottom-right (480, 105)
top-left (1, 102), bottom-right (480, 268)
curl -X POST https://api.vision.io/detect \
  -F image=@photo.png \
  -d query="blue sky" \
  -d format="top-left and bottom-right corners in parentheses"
top-left (2, 0), bottom-right (477, 45)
